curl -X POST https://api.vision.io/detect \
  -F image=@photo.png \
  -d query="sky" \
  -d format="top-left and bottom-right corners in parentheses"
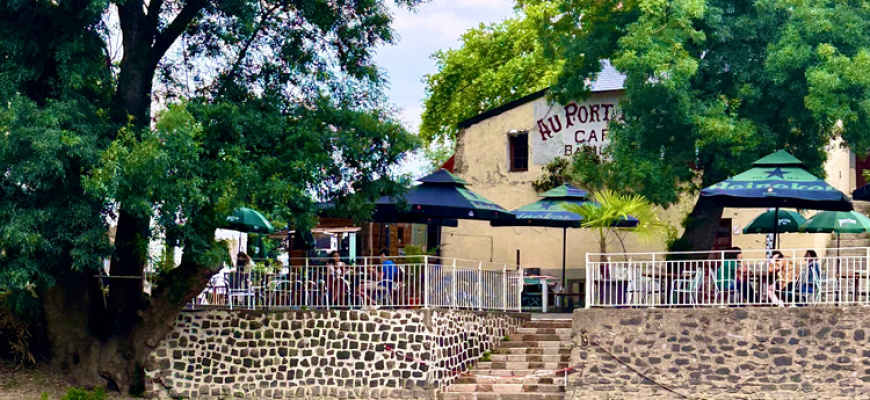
top-left (374, 0), bottom-right (517, 137)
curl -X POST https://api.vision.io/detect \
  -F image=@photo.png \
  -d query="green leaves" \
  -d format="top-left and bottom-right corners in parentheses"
top-left (564, 189), bottom-right (668, 253)
top-left (420, 1), bottom-right (564, 152)
top-left (0, 0), bottom-right (422, 293)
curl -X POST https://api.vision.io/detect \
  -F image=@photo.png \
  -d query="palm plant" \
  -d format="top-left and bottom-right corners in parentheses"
top-left (565, 189), bottom-right (668, 262)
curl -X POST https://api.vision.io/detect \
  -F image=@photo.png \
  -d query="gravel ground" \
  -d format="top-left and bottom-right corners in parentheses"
top-left (0, 365), bottom-right (138, 400)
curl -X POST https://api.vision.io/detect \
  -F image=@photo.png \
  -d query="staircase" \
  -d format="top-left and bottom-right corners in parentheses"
top-left (825, 201), bottom-right (870, 257)
top-left (440, 319), bottom-right (572, 400)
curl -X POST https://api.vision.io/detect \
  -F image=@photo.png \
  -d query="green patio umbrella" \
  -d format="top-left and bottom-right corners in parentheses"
top-left (800, 211), bottom-right (870, 256)
top-left (701, 150), bottom-right (852, 249)
top-left (226, 207), bottom-right (275, 233)
top-left (743, 209), bottom-right (806, 248)
top-left (489, 183), bottom-right (638, 289)
top-left (225, 207), bottom-right (275, 253)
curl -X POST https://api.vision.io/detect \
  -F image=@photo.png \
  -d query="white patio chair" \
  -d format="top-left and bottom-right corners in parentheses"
top-left (708, 266), bottom-right (737, 305)
top-left (225, 271), bottom-right (255, 310)
top-left (625, 263), bottom-right (661, 306)
top-left (672, 268), bottom-right (703, 307)
top-left (814, 262), bottom-right (839, 304)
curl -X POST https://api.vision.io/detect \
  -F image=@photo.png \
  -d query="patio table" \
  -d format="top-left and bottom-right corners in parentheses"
top-left (524, 276), bottom-right (555, 312)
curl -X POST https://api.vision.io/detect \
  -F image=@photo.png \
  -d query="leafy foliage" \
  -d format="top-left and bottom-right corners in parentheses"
top-left (420, 1), bottom-right (564, 152)
top-left (60, 387), bottom-right (106, 400)
top-left (0, 0), bottom-right (424, 385)
top-left (565, 189), bottom-right (668, 256)
top-left (0, 0), bottom-right (422, 292)
top-left (538, 0), bottom-right (870, 207)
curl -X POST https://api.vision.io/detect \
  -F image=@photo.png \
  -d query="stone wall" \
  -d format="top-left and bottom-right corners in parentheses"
top-left (569, 307), bottom-right (870, 399)
top-left (147, 309), bottom-right (525, 399)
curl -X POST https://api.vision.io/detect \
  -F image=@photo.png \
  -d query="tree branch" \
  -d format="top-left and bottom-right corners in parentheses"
top-left (146, 0), bottom-right (165, 33)
top-left (150, 0), bottom-right (207, 67)
top-left (224, 3), bottom-right (281, 84)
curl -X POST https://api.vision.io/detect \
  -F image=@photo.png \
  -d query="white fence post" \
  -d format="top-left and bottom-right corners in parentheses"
top-left (503, 263), bottom-right (508, 312)
top-left (451, 258), bottom-right (457, 309)
top-left (423, 256), bottom-right (430, 309)
top-left (477, 261), bottom-right (483, 311)
top-left (585, 253), bottom-right (592, 309)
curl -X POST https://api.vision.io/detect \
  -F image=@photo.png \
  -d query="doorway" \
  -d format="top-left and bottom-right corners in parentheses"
top-left (857, 153), bottom-right (870, 188)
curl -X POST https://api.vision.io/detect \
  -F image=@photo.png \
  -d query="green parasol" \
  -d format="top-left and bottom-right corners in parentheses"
top-left (226, 207), bottom-right (275, 233)
top-left (799, 211), bottom-right (870, 256)
top-left (743, 209), bottom-right (806, 234)
top-left (701, 150), bottom-right (852, 248)
top-left (490, 183), bottom-right (638, 289)
top-left (225, 207), bottom-right (275, 255)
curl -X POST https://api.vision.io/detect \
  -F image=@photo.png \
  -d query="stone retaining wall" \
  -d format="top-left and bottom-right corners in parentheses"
top-left (147, 309), bottom-right (525, 399)
top-left (570, 307), bottom-right (870, 399)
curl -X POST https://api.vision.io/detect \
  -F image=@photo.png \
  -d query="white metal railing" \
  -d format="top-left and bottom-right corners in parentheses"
top-left (188, 256), bottom-right (523, 312)
top-left (586, 247), bottom-right (870, 308)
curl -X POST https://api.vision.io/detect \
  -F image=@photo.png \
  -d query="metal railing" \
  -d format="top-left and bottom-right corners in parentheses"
top-left (189, 256), bottom-right (523, 312)
top-left (586, 247), bottom-right (870, 308)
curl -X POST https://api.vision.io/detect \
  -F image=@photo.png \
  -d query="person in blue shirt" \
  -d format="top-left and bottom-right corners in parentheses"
top-left (379, 248), bottom-right (399, 282)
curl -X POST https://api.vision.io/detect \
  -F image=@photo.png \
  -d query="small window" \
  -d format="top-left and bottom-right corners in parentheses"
top-left (509, 132), bottom-right (529, 172)
top-left (397, 227), bottom-right (405, 245)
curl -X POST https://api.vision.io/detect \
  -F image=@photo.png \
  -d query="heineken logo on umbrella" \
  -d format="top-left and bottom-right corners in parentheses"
top-left (764, 168), bottom-right (789, 179)
top-left (839, 218), bottom-right (857, 227)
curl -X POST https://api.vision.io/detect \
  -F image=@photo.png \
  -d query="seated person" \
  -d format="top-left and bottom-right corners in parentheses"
top-left (380, 248), bottom-right (400, 284)
top-left (326, 250), bottom-right (348, 305)
top-left (727, 247), bottom-right (757, 303)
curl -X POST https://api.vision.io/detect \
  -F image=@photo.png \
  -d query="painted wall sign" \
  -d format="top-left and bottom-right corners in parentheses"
top-left (531, 91), bottom-right (622, 165)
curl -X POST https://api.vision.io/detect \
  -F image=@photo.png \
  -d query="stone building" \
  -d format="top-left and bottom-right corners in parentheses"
top-left (440, 62), bottom-right (865, 286)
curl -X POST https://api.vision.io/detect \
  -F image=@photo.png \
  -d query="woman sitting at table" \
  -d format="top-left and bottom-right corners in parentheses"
top-left (727, 247), bottom-right (757, 303)
top-left (766, 251), bottom-right (798, 305)
top-left (326, 250), bottom-right (349, 305)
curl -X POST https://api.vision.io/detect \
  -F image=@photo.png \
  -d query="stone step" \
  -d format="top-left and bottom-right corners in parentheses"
top-left (440, 392), bottom-right (565, 400)
top-left (523, 321), bottom-right (572, 329)
top-left (474, 362), bottom-right (568, 371)
top-left (496, 341), bottom-right (572, 349)
top-left (501, 348), bottom-right (571, 356)
top-left (507, 334), bottom-right (571, 342)
top-left (489, 354), bottom-right (569, 363)
top-left (825, 249), bottom-right (868, 256)
top-left (453, 377), bottom-right (557, 385)
top-left (465, 369), bottom-right (565, 377)
top-left (514, 327), bottom-right (572, 335)
top-left (828, 239), bottom-right (870, 247)
top-left (446, 384), bottom-right (565, 394)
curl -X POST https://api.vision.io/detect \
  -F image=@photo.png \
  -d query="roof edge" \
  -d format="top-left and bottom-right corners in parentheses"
top-left (456, 88), bottom-right (549, 129)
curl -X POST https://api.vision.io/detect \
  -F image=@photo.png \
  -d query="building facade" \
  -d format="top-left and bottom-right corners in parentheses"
top-left (441, 65), bottom-right (861, 283)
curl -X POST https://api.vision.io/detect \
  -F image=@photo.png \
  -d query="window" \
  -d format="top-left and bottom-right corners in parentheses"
top-left (509, 132), bottom-right (529, 172)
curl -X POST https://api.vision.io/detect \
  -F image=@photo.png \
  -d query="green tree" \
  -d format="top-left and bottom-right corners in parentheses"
top-left (565, 189), bottom-right (668, 261)
top-left (0, 0), bottom-right (420, 391)
top-left (538, 0), bottom-right (870, 250)
top-left (419, 0), bottom-right (564, 165)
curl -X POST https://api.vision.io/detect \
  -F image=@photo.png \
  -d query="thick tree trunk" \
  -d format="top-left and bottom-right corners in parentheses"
top-left (677, 196), bottom-right (724, 252)
top-left (43, 258), bottom-right (214, 392)
top-left (39, 1), bottom-right (211, 393)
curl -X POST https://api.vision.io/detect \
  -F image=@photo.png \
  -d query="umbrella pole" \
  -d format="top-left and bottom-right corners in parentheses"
top-left (561, 227), bottom-right (567, 291)
top-left (773, 208), bottom-right (780, 250)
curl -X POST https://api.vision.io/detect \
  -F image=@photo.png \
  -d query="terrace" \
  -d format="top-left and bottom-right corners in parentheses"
top-left (187, 255), bottom-right (524, 312)
top-left (585, 247), bottom-right (870, 307)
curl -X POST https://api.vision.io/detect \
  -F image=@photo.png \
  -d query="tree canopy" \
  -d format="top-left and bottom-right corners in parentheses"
top-left (427, 0), bottom-right (870, 249)
top-left (419, 0), bottom-right (564, 163)
top-left (0, 0), bottom-right (420, 391)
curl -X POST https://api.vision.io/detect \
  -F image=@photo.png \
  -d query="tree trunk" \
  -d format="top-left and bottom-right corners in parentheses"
top-left (43, 258), bottom-right (214, 392)
top-left (677, 196), bottom-right (724, 252)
